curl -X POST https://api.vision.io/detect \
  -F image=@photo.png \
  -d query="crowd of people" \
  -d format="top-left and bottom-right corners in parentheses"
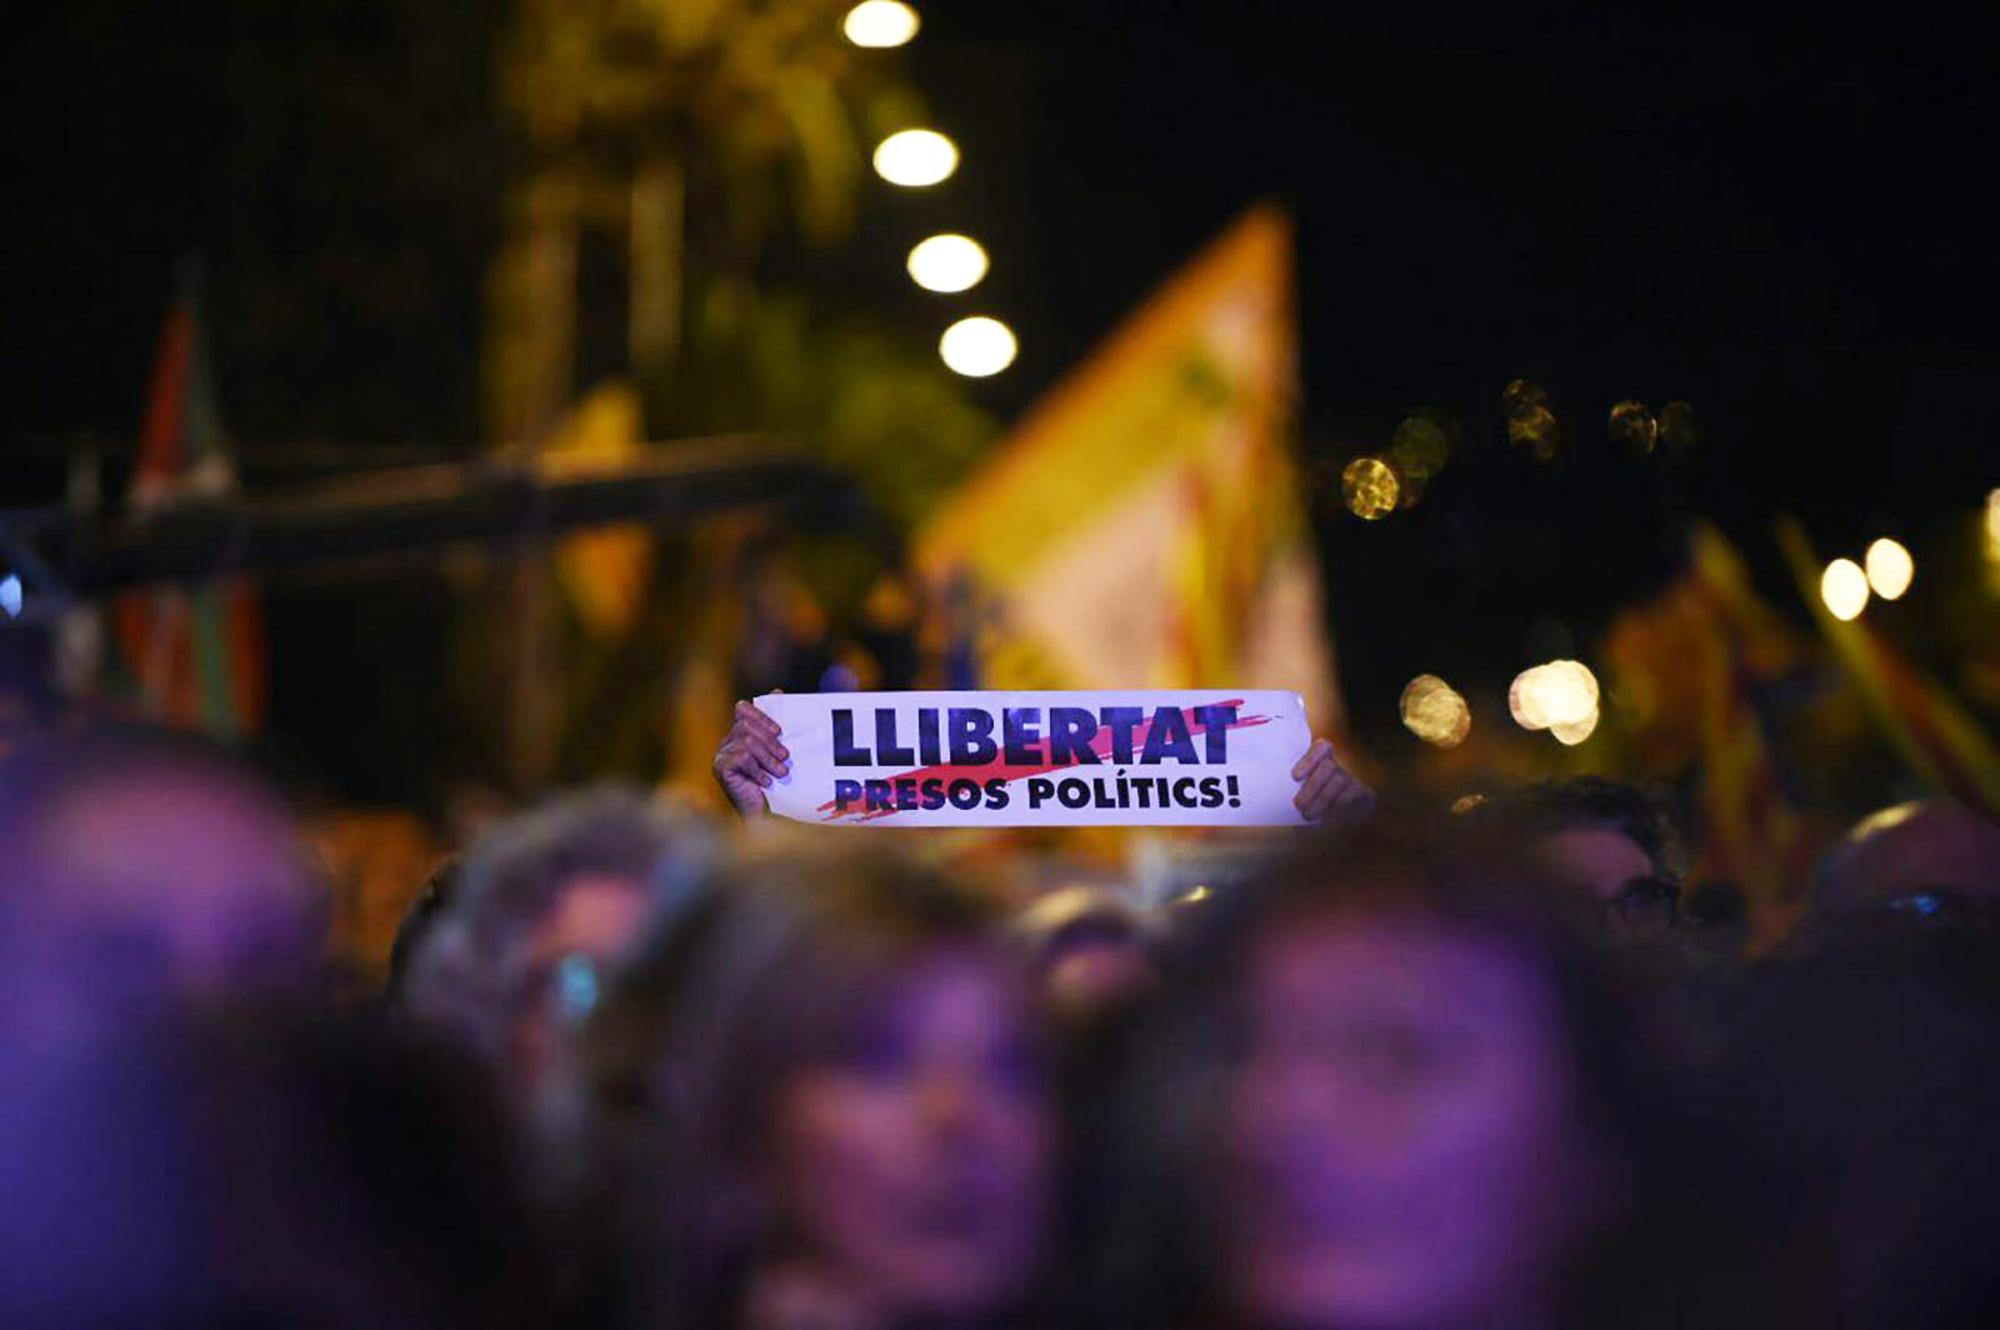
top-left (2, 703), bottom-right (1998, 1330)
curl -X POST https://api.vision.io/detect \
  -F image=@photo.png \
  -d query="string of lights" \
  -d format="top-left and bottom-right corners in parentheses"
top-left (843, 2), bottom-right (1018, 378)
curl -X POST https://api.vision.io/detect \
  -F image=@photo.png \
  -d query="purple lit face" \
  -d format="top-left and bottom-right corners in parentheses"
top-left (1220, 917), bottom-right (1604, 1330)
top-left (24, 774), bottom-right (313, 985)
top-left (765, 950), bottom-right (1053, 1320)
top-left (1041, 931), bottom-right (1157, 1016)
top-left (1536, 827), bottom-right (1656, 903)
top-left (0, 768), bottom-right (317, 1052)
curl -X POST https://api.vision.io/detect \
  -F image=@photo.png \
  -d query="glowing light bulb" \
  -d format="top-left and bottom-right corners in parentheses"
top-left (1821, 558), bottom-right (1869, 621)
top-left (842, 0), bottom-right (919, 48)
top-left (873, 129), bottom-right (957, 186)
top-left (1864, 538), bottom-right (1913, 600)
top-left (906, 234), bottom-right (988, 292)
top-left (939, 316), bottom-right (1016, 376)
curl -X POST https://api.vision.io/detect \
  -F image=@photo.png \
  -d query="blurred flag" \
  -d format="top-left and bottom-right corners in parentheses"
top-left (1685, 528), bottom-right (1816, 906)
top-left (1778, 517), bottom-right (2000, 816)
top-left (1605, 525), bottom-right (1815, 909)
top-left (111, 262), bottom-right (263, 738)
top-left (914, 205), bottom-right (1342, 732)
top-left (540, 381), bottom-right (654, 637)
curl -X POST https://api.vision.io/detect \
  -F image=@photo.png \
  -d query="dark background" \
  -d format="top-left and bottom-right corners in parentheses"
top-left (5, 1), bottom-right (1996, 797)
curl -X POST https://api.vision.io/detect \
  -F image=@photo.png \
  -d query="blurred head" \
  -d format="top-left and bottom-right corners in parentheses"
top-left (0, 1006), bottom-right (549, 1330)
top-left (1114, 821), bottom-right (1640, 1330)
top-left (1477, 778), bottom-right (1683, 939)
top-left (407, 786), bottom-right (714, 1096)
top-left (1616, 932), bottom-right (2000, 1330)
top-left (0, 726), bottom-right (322, 1046)
top-left (662, 842), bottom-right (1055, 1327)
top-left (386, 854), bottom-right (462, 1008)
top-left (1805, 799), bottom-right (2000, 938)
top-left (1012, 886), bottom-right (1161, 1018)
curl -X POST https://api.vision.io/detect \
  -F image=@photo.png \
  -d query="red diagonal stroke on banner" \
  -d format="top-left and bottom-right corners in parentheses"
top-left (816, 699), bottom-right (1273, 823)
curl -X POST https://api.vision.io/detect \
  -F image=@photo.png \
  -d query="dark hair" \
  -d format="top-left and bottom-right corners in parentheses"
top-left (1470, 777), bottom-right (1684, 884)
top-left (386, 855), bottom-right (463, 1007)
top-left (1081, 816), bottom-right (1660, 1330)
top-left (403, 786), bottom-right (714, 1058)
top-left (453, 785), bottom-right (713, 961)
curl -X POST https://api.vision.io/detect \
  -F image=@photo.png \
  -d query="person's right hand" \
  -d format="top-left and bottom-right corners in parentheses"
top-left (714, 697), bottom-right (789, 819)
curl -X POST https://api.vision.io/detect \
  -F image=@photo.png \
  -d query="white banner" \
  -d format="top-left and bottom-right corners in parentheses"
top-left (759, 690), bottom-right (1314, 828)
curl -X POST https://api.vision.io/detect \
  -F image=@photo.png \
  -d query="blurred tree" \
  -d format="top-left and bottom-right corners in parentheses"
top-left (480, 0), bottom-right (996, 789)
top-left (488, 0), bottom-right (932, 442)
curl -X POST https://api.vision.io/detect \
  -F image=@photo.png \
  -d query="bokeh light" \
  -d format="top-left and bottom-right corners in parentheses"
top-left (1550, 711), bottom-right (1600, 746)
top-left (1508, 659), bottom-right (1600, 736)
top-left (906, 233), bottom-right (988, 292)
top-left (842, 0), bottom-right (920, 47)
top-left (938, 316), bottom-right (1016, 376)
top-left (1389, 413), bottom-right (1451, 481)
top-left (1864, 537), bottom-right (1913, 600)
top-left (1509, 405), bottom-right (1560, 460)
top-left (1505, 381), bottom-right (1560, 461)
top-left (1821, 557), bottom-right (1870, 621)
top-left (1340, 456), bottom-right (1400, 519)
top-left (1986, 490), bottom-right (2000, 594)
top-left (1659, 399), bottom-right (1699, 451)
top-left (1400, 674), bottom-right (1472, 748)
top-left (0, 572), bottom-right (20, 619)
top-left (1609, 399), bottom-right (1658, 453)
top-left (873, 129), bottom-right (957, 186)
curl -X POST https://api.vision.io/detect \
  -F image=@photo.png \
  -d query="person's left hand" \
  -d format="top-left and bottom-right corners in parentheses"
top-left (1292, 738), bottom-right (1374, 825)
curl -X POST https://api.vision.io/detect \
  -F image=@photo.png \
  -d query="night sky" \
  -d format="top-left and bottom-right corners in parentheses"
top-left (4, 2), bottom-right (1996, 787)
top-left (901, 1), bottom-right (2000, 724)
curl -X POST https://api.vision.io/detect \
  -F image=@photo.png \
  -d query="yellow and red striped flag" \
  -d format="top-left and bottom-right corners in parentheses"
top-left (1604, 525), bottom-right (1817, 914)
top-left (914, 205), bottom-right (1342, 735)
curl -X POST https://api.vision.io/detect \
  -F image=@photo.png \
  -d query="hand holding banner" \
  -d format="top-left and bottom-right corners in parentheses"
top-left (757, 690), bottom-right (1315, 828)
